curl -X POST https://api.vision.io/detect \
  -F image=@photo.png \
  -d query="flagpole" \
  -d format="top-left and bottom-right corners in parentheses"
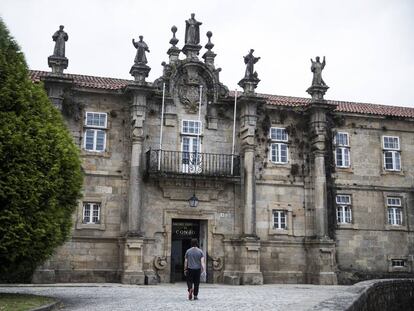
top-left (231, 89), bottom-right (238, 175)
top-left (158, 82), bottom-right (166, 171)
top-left (197, 85), bottom-right (203, 152)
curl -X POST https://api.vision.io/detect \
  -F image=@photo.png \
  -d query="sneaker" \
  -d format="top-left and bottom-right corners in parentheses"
top-left (188, 288), bottom-right (193, 300)
top-left (194, 296), bottom-right (198, 300)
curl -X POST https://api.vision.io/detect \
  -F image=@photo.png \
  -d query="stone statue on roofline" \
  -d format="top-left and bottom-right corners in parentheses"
top-left (310, 56), bottom-right (326, 86)
top-left (48, 25), bottom-right (69, 74)
top-left (132, 36), bottom-right (150, 65)
top-left (243, 49), bottom-right (260, 80)
top-left (130, 35), bottom-right (151, 84)
top-left (52, 25), bottom-right (68, 58)
top-left (307, 56), bottom-right (329, 101)
top-left (185, 13), bottom-right (202, 45)
top-left (238, 49), bottom-right (261, 94)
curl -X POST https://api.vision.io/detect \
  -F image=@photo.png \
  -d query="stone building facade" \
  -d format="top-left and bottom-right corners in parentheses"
top-left (31, 16), bottom-right (414, 285)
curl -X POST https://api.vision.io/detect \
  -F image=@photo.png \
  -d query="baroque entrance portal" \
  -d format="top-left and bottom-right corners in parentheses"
top-left (170, 219), bottom-right (207, 282)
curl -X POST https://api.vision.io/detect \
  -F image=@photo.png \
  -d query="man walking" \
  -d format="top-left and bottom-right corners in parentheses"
top-left (184, 238), bottom-right (205, 300)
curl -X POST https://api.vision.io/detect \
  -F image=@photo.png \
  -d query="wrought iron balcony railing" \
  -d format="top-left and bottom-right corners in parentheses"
top-left (146, 149), bottom-right (240, 178)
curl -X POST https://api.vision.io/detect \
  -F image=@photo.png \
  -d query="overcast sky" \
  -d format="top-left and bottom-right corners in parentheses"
top-left (1, 0), bottom-right (413, 107)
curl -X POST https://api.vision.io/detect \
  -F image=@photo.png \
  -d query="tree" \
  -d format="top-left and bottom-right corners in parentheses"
top-left (0, 19), bottom-right (83, 282)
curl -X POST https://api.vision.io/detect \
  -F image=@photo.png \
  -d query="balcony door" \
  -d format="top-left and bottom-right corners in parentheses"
top-left (181, 136), bottom-right (202, 174)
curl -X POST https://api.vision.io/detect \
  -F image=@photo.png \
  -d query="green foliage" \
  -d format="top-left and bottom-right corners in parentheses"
top-left (0, 19), bottom-right (83, 282)
top-left (0, 293), bottom-right (55, 311)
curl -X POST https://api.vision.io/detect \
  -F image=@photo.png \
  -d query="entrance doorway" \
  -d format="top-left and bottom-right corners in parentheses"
top-left (170, 219), bottom-right (207, 282)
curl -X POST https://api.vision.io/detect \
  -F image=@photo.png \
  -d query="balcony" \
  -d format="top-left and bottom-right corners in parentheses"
top-left (145, 149), bottom-right (241, 179)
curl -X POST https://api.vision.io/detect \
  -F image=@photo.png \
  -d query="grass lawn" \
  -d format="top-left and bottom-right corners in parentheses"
top-left (0, 293), bottom-right (55, 311)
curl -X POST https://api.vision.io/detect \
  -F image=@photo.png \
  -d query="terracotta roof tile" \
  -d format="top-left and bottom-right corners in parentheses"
top-left (256, 93), bottom-right (414, 118)
top-left (29, 71), bottom-right (414, 118)
top-left (29, 70), bottom-right (131, 90)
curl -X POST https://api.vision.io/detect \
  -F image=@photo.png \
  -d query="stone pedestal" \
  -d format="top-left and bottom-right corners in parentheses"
top-left (240, 237), bottom-right (263, 285)
top-left (48, 55), bottom-right (68, 74)
top-left (238, 78), bottom-right (260, 96)
top-left (130, 64), bottom-right (151, 84)
top-left (41, 75), bottom-right (73, 111)
top-left (202, 50), bottom-right (216, 68)
top-left (167, 46), bottom-right (181, 65)
top-left (305, 238), bottom-right (337, 285)
top-left (121, 237), bottom-right (145, 284)
top-left (182, 43), bottom-right (201, 61)
top-left (306, 84), bottom-right (329, 101)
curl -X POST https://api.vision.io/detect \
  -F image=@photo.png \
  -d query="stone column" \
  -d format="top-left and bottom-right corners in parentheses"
top-left (239, 98), bottom-right (257, 236)
top-left (237, 73), bottom-right (263, 284)
top-left (121, 65), bottom-right (152, 284)
top-left (310, 106), bottom-right (328, 237)
top-left (305, 84), bottom-right (338, 285)
top-left (306, 85), bottom-right (330, 238)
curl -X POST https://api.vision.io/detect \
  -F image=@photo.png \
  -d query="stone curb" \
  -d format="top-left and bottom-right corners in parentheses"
top-left (29, 300), bottom-right (60, 311)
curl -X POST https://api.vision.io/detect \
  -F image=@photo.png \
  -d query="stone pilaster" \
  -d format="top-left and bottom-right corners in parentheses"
top-left (41, 75), bottom-right (73, 111)
top-left (237, 91), bottom-right (264, 284)
top-left (305, 239), bottom-right (338, 285)
top-left (125, 85), bottom-right (152, 235)
top-left (120, 237), bottom-right (145, 284)
top-left (122, 83), bottom-right (152, 284)
top-left (239, 98), bottom-right (258, 236)
top-left (306, 84), bottom-right (331, 239)
top-left (309, 104), bottom-right (329, 238)
top-left (240, 237), bottom-right (263, 285)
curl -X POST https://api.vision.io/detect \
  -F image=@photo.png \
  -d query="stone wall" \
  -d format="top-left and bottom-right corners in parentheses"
top-left (345, 279), bottom-right (414, 311)
top-left (333, 115), bottom-right (414, 284)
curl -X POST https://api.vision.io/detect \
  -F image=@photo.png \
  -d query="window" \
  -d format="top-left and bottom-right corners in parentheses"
top-left (181, 120), bottom-right (202, 174)
top-left (182, 120), bottom-right (201, 135)
top-left (273, 210), bottom-right (287, 229)
top-left (335, 132), bottom-right (350, 168)
top-left (383, 136), bottom-right (401, 171)
top-left (336, 195), bottom-right (352, 224)
top-left (270, 127), bottom-right (288, 164)
top-left (84, 112), bottom-right (107, 152)
top-left (387, 197), bottom-right (402, 225)
top-left (83, 202), bottom-right (101, 224)
top-left (85, 112), bottom-right (107, 128)
top-left (391, 259), bottom-right (406, 267)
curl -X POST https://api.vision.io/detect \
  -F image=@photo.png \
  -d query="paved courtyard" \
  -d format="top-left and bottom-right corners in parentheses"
top-left (0, 283), bottom-right (359, 311)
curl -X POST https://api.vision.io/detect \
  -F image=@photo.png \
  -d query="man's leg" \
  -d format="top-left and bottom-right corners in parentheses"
top-left (193, 269), bottom-right (201, 298)
top-left (187, 269), bottom-right (194, 300)
top-left (186, 270), bottom-right (192, 291)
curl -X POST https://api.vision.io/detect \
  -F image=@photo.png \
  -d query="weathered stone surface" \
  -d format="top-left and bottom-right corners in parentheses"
top-left (33, 16), bottom-right (414, 286)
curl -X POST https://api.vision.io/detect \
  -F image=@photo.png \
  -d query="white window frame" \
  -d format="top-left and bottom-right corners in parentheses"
top-left (82, 202), bottom-right (101, 224)
top-left (336, 195), bottom-right (352, 224)
top-left (84, 129), bottom-right (106, 152)
top-left (335, 132), bottom-right (351, 168)
top-left (382, 136), bottom-right (401, 171)
top-left (84, 112), bottom-right (108, 152)
top-left (181, 121), bottom-right (202, 174)
top-left (273, 210), bottom-right (287, 230)
top-left (387, 197), bottom-right (402, 226)
top-left (269, 127), bottom-right (289, 164)
top-left (181, 120), bottom-right (202, 136)
top-left (85, 112), bottom-right (108, 128)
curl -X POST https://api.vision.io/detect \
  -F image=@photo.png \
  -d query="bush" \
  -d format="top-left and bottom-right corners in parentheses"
top-left (0, 19), bottom-right (83, 282)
